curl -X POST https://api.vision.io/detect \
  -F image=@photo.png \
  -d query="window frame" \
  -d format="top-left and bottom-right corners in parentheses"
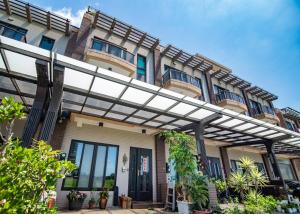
top-left (136, 54), bottom-right (147, 82)
top-left (0, 20), bottom-right (27, 42)
top-left (39, 36), bottom-right (55, 51)
top-left (61, 139), bottom-right (119, 191)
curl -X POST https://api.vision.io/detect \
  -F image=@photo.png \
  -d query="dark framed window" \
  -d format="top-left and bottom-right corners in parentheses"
top-left (278, 160), bottom-right (296, 181)
top-left (137, 55), bottom-right (146, 82)
top-left (254, 162), bottom-right (266, 175)
top-left (39, 36), bottom-right (55, 50)
top-left (0, 21), bottom-right (27, 41)
top-left (249, 99), bottom-right (262, 115)
top-left (62, 140), bottom-right (119, 191)
top-left (207, 157), bottom-right (223, 179)
top-left (213, 85), bottom-right (227, 94)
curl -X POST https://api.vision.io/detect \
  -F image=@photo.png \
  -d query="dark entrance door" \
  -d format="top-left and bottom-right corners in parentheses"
top-left (128, 147), bottom-right (152, 201)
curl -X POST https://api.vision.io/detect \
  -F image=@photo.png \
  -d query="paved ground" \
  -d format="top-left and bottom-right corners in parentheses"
top-left (58, 208), bottom-right (175, 214)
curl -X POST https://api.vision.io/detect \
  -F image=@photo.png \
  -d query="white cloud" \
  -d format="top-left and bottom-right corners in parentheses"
top-left (47, 7), bottom-right (86, 27)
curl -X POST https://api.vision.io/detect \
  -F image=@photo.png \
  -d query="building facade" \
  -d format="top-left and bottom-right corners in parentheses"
top-left (1, 1), bottom-right (300, 210)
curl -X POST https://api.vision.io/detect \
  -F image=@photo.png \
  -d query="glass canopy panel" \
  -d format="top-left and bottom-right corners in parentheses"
top-left (56, 54), bottom-right (97, 71)
top-left (121, 87), bottom-right (153, 105)
top-left (91, 77), bottom-right (126, 98)
top-left (4, 50), bottom-right (38, 77)
top-left (85, 97), bottom-right (113, 109)
top-left (290, 141), bottom-right (300, 145)
top-left (211, 116), bottom-right (230, 124)
top-left (146, 95), bottom-right (177, 110)
top-left (220, 119), bottom-right (244, 128)
top-left (144, 121), bottom-right (162, 127)
top-left (63, 92), bottom-right (86, 104)
top-left (217, 130), bottom-right (232, 135)
top-left (184, 96), bottom-right (206, 106)
top-left (162, 125), bottom-right (178, 130)
top-left (204, 134), bottom-right (217, 138)
top-left (205, 127), bottom-right (220, 132)
top-left (234, 123), bottom-right (257, 131)
top-left (169, 103), bottom-right (197, 115)
top-left (97, 67), bottom-right (131, 82)
top-left (214, 136), bottom-right (228, 140)
top-left (172, 120), bottom-right (191, 126)
top-left (126, 117), bottom-right (145, 124)
top-left (0, 76), bottom-right (15, 90)
top-left (106, 112), bottom-right (127, 120)
top-left (131, 79), bottom-right (160, 91)
top-left (265, 133), bottom-right (286, 139)
top-left (282, 138), bottom-right (300, 143)
top-left (82, 107), bottom-right (105, 116)
top-left (62, 102), bottom-right (82, 111)
top-left (160, 88), bottom-right (185, 99)
top-left (154, 115), bottom-right (175, 122)
top-left (112, 104), bottom-right (136, 114)
top-left (64, 68), bottom-right (93, 90)
top-left (256, 130), bottom-right (278, 136)
top-left (221, 109), bottom-right (240, 116)
top-left (15, 80), bottom-right (37, 95)
top-left (203, 103), bottom-right (224, 111)
top-left (0, 54), bottom-right (5, 70)
top-left (188, 109), bottom-right (214, 120)
top-left (227, 133), bottom-right (243, 137)
top-left (134, 110), bottom-right (157, 119)
top-left (246, 126), bottom-right (267, 134)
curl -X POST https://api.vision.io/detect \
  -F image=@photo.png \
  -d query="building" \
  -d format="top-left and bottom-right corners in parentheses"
top-left (0, 0), bottom-right (300, 210)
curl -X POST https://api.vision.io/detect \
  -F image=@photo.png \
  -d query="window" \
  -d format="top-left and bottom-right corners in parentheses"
top-left (137, 55), bottom-right (146, 82)
top-left (39, 36), bottom-right (55, 50)
top-left (0, 21), bottom-right (27, 41)
top-left (62, 140), bottom-right (118, 190)
top-left (249, 99), bottom-right (262, 115)
top-left (278, 160), bottom-right (296, 180)
top-left (230, 160), bottom-right (242, 173)
top-left (213, 85), bottom-right (227, 94)
top-left (254, 162), bottom-right (266, 175)
top-left (208, 157), bottom-right (223, 179)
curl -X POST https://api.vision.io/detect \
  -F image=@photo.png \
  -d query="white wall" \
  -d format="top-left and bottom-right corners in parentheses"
top-left (0, 12), bottom-right (69, 54)
top-left (56, 121), bottom-right (157, 209)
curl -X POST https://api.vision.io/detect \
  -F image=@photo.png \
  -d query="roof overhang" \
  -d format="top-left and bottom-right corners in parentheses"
top-left (0, 36), bottom-right (299, 155)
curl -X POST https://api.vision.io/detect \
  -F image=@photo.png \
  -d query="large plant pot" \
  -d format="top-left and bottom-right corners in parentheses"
top-left (68, 200), bottom-right (84, 210)
top-left (99, 198), bottom-right (108, 209)
top-left (47, 198), bottom-right (55, 209)
top-left (88, 201), bottom-right (97, 209)
top-left (177, 200), bottom-right (193, 214)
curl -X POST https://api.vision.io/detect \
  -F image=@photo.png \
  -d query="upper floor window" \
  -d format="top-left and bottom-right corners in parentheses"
top-left (137, 55), bottom-right (146, 82)
top-left (285, 120), bottom-right (298, 132)
top-left (91, 38), bottom-right (134, 64)
top-left (39, 36), bottom-right (55, 50)
top-left (0, 21), bottom-right (27, 42)
top-left (62, 140), bottom-right (118, 190)
top-left (213, 85), bottom-right (227, 94)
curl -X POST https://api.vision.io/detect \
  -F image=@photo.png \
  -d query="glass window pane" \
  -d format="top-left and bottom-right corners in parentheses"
top-left (108, 45), bottom-right (122, 58)
top-left (78, 144), bottom-right (94, 188)
top-left (92, 40), bottom-right (106, 51)
top-left (63, 142), bottom-right (83, 188)
top-left (104, 146), bottom-right (118, 190)
top-left (39, 36), bottom-right (55, 51)
top-left (93, 146), bottom-right (107, 188)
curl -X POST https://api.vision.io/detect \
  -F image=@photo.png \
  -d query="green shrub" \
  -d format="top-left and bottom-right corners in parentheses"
top-left (244, 191), bottom-right (278, 214)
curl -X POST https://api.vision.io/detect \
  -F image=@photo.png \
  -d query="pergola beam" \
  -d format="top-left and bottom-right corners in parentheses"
top-left (108, 18), bottom-right (117, 35)
top-left (210, 69), bottom-right (222, 78)
top-left (25, 3), bottom-right (32, 23)
top-left (150, 39), bottom-right (159, 51)
top-left (92, 11), bottom-right (100, 28)
top-left (47, 11), bottom-right (51, 30)
top-left (122, 26), bottom-right (132, 43)
top-left (193, 60), bottom-right (204, 71)
top-left (172, 50), bottom-right (183, 62)
top-left (65, 19), bottom-right (70, 36)
top-left (137, 32), bottom-right (147, 47)
top-left (161, 45), bottom-right (171, 57)
top-left (3, 0), bottom-right (11, 15)
top-left (183, 56), bottom-right (194, 67)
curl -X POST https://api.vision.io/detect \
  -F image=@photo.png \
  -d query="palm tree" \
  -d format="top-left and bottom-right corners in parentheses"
top-left (228, 171), bottom-right (248, 200)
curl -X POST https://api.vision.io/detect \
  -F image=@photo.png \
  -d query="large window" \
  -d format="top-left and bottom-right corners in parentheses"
top-left (207, 157), bottom-right (223, 179)
top-left (39, 36), bottom-right (55, 50)
top-left (278, 160), bottom-right (296, 180)
top-left (0, 21), bottom-right (27, 41)
top-left (137, 55), bottom-right (146, 82)
top-left (62, 140), bottom-right (118, 190)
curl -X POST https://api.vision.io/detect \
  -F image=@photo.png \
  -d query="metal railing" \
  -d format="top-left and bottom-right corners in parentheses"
top-left (91, 38), bottom-right (134, 64)
top-left (251, 105), bottom-right (276, 116)
top-left (162, 67), bottom-right (201, 89)
top-left (216, 91), bottom-right (245, 104)
top-left (0, 24), bottom-right (27, 42)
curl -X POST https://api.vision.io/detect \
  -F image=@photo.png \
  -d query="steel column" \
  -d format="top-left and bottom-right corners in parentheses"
top-left (21, 60), bottom-right (49, 147)
top-left (39, 64), bottom-right (65, 142)
top-left (219, 147), bottom-right (231, 179)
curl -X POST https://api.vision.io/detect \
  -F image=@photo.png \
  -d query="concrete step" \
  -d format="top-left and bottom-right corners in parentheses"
top-left (132, 201), bottom-right (164, 209)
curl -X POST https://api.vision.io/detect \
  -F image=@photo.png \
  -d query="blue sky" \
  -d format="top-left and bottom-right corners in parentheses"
top-left (31, 0), bottom-right (300, 110)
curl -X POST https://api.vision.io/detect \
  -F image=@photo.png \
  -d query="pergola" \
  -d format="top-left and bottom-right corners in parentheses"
top-left (1, 36), bottom-right (300, 182)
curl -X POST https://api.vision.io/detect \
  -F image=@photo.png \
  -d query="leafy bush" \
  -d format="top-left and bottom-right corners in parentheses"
top-left (188, 173), bottom-right (209, 210)
top-left (222, 198), bottom-right (243, 214)
top-left (67, 190), bottom-right (87, 202)
top-left (244, 191), bottom-right (278, 214)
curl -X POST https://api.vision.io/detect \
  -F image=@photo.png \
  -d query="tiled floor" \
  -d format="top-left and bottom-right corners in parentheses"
top-left (58, 208), bottom-right (175, 214)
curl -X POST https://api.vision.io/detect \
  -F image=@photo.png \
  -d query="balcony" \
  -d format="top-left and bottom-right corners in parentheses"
top-left (162, 68), bottom-right (202, 98)
top-left (0, 23), bottom-right (27, 42)
top-left (85, 38), bottom-right (136, 77)
top-left (251, 106), bottom-right (280, 124)
top-left (216, 91), bottom-right (248, 113)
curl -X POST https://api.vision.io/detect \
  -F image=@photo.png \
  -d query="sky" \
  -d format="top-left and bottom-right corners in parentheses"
top-left (31, 0), bottom-right (300, 110)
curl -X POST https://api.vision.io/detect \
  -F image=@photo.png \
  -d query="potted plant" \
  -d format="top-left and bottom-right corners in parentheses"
top-left (88, 189), bottom-right (97, 209)
top-left (99, 189), bottom-right (109, 209)
top-left (67, 190), bottom-right (87, 210)
top-left (47, 191), bottom-right (57, 209)
top-left (160, 131), bottom-right (201, 214)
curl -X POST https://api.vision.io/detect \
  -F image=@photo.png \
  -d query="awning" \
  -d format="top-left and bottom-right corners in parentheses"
top-left (0, 36), bottom-right (300, 154)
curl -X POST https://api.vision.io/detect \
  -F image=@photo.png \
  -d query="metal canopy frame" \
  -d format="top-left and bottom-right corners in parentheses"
top-left (0, 36), bottom-right (300, 155)
top-left (281, 107), bottom-right (300, 121)
top-left (0, 0), bottom-right (74, 35)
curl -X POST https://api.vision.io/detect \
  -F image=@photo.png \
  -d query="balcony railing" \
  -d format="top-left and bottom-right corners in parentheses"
top-left (91, 38), bottom-right (134, 64)
top-left (0, 24), bottom-right (27, 42)
top-left (216, 91), bottom-right (245, 104)
top-left (162, 68), bottom-right (201, 89)
top-left (251, 105), bottom-right (276, 116)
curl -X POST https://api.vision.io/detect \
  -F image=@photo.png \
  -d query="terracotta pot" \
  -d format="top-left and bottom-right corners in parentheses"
top-left (99, 198), bottom-right (108, 209)
top-left (47, 198), bottom-right (55, 209)
top-left (88, 201), bottom-right (97, 209)
top-left (193, 210), bottom-right (212, 214)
